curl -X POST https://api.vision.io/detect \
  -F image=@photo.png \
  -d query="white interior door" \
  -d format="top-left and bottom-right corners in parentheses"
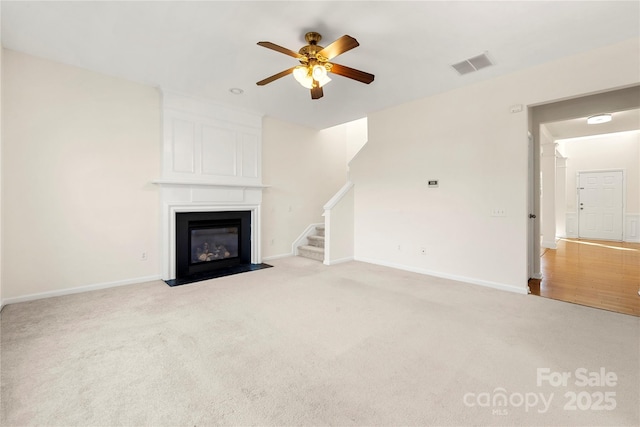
top-left (578, 170), bottom-right (623, 241)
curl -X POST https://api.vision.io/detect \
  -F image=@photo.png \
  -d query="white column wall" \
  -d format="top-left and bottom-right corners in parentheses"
top-left (540, 126), bottom-right (557, 249)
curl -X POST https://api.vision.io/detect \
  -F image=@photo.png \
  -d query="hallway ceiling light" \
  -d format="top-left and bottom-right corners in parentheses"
top-left (587, 113), bottom-right (612, 124)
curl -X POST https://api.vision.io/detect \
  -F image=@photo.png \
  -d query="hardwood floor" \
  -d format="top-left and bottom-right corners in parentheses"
top-left (529, 238), bottom-right (640, 316)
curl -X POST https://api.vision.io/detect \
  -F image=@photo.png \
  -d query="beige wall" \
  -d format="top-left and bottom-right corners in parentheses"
top-left (3, 36), bottom-right (637, 302)
top-left (1, 49), bottom-right (350, 302)
top-left (345, 118), bottom-right (368, 166)
top-left (2, 49), bottom-right (161, 300)
top-left (261, 117), bottom-right (347, 258)
top-left (351, 38), bottom-right (639, 293)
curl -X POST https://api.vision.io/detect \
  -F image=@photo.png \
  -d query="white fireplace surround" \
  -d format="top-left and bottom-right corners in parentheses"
top-left (156, 91), bottom-right (265, 280)
top-left (159, 196), bottom-right (263, 281)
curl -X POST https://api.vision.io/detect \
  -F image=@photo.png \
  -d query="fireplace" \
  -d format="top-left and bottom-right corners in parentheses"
top-left (170, 210), bottom-right (264, 285)
top-left (156, 92), bottom-right (269, 285)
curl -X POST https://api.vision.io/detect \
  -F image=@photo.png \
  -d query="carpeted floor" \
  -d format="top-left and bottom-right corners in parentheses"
top-left (1, 257), bottom-right (638, 426)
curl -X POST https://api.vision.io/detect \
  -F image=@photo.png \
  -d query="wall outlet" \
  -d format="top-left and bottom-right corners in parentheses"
top-left (141, 252), bottom-right (148, 261)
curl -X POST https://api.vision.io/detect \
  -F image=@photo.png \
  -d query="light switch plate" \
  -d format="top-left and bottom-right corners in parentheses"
top-left (491, 208), bottom-right (506, 217)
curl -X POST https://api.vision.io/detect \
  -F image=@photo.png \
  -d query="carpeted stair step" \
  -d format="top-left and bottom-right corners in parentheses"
top-left (315, 226), bottom-right (325, 237)
top-left (307, 235), bottom-right (325, 248)
top-left (298, 245), bottom-right (324, 262)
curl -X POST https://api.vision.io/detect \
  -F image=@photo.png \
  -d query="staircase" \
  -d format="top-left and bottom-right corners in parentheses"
top-left (297, 226), bottom-right (325, 262)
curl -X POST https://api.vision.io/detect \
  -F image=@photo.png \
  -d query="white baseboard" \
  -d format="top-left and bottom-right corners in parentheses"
top-left (324, 256), bottom-right (354, 266)
top-left (541, 239), bottom-right (557, 249)
top-left (354, 256), bottom-right (528, 295)
top-left (262, 252), bottom-right (293, 261)
top-left (1, 275), bottom-right (162, 307)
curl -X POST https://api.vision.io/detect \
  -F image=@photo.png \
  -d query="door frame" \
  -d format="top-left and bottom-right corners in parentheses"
top-left (528, 85), bottom-right (639, 282)
top-left (527, 132), bottom-right (539, 280)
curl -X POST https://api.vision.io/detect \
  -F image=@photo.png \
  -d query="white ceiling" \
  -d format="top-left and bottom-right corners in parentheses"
top-left (2, 1), bottom-right (639, 130)
top-left (544, 108), bottom-right (640, 140)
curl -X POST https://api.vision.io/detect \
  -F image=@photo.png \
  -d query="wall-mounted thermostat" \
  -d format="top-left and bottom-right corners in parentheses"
top-left (428, 180), bottom-right (439, 188)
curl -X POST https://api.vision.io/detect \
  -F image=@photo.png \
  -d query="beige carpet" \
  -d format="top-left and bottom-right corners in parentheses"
top-left (1, 257), bottom-right (638, 426)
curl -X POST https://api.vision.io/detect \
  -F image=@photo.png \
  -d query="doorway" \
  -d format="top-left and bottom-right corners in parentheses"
top-left (528, 86), bottom-right (640, 315)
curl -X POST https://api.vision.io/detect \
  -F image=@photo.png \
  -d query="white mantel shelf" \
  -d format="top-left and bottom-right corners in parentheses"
top-left (152, 180), bottom-right (270, 189)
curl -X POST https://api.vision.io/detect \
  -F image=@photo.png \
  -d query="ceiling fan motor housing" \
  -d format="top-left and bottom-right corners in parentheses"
top-left (300, 32), bottom-right (331, 65)
top-left (304, 31), bottom-right (322, 44)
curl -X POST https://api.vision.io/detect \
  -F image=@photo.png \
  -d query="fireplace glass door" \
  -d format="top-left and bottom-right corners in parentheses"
top-left (190, 226), bottom-right (239, 264)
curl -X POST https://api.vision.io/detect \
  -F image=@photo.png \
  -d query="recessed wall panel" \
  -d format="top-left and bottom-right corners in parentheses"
top-left (585, 188), bottom-right (597, 206)
top-left (603, 188), bottom-right (614, 207)
top-left (240, 133), bottom-right (259, 179)
top-left (202, 126), bottom-right (237, 176)
top-left (172, 119), bottom-right (195, 173)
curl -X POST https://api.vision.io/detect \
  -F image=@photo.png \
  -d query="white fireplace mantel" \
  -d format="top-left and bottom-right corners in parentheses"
top-left (157, 90), bottom-right (266, 280)
top-left (152, 179), bottom-right (269, 189)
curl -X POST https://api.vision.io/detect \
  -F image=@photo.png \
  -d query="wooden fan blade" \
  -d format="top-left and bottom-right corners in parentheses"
top-left (257, 41), bottom-right (305, 60)
top-left (311, 84), bottom-right (323, 100)
top-left (329, 63), bottom-right (375, 84)
top-left (316, 35), bottom-right (359, 61)
top-left (256, 67), bottom-right (296, 86)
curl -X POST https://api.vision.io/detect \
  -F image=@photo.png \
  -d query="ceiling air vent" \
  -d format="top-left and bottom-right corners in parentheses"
top-left (452, 52), bottom-right (493, 76)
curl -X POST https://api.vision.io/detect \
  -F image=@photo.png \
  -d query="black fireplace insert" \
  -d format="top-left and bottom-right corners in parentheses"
top-left (174, 211), bottom-right (254, 283)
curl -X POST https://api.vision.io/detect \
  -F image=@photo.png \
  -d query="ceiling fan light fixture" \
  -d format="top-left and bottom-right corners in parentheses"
top-left (293, 65), bottom-right (314, 89)
top-left (312, 64), bottom-right (327, 80)
top-left (312, 64), bottom-right (331, 88)
top-left (317, 74), bottom-right (332, 88)
top-left (317, 74), bottom-right (331, 88)
top-left (587, 113), bottom-right (612, 125)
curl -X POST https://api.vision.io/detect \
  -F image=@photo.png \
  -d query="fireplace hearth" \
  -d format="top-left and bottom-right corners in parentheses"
top-left (166, 210), bottom-right (271, 286)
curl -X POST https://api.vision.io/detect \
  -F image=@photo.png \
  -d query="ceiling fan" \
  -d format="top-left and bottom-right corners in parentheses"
top-left (256, 32), bottom-right (375, 100)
